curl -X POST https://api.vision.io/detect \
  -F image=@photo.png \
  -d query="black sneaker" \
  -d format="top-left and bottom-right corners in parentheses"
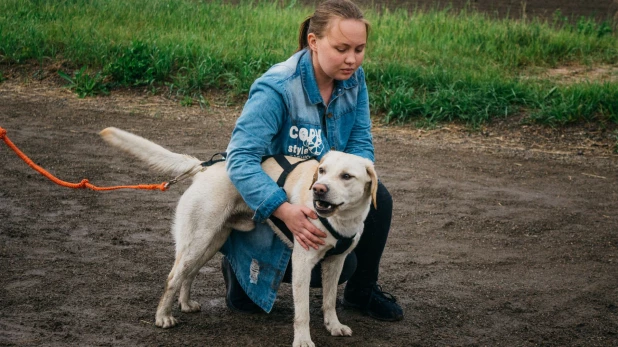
top-left (342, 283), bottom-right (404, 321)
top-left (221, 256), bottom-right (261, 314)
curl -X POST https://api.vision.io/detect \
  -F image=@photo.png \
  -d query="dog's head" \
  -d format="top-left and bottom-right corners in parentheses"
top-left (310, 151), bottom-right (378, 218)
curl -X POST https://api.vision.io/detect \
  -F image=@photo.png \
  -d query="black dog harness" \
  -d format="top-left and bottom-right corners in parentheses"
top-left (264, 155), bottom-right (357, 257)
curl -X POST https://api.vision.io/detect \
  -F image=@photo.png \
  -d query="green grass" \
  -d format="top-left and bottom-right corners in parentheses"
top-left (1, 0), bottom-right (617, 126)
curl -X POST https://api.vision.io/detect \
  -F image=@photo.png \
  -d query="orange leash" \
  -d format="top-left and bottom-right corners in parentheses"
top-left (0, 126), bottom-right (168, 192)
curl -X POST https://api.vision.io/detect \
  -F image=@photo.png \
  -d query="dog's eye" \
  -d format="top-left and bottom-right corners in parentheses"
top-left (319, 167), bottom-right (325, 174)
top-left (341, 173), bottom-right (353, 180)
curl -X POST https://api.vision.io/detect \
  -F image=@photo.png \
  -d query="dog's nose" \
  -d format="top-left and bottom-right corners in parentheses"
top-left (312, 183), bottom-right (329, 195)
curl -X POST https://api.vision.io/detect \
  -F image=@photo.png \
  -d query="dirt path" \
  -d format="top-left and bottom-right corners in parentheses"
top-left (350, 0), bottom-right (616, 21)
top-left (1, 77), bottom-right (617, 346)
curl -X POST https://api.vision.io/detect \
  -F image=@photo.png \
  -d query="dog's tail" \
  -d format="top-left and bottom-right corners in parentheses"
top-left (100, 127), bottom-right (203, 176)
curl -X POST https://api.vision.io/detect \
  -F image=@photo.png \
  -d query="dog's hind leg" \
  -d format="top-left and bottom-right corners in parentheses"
top-left (177, 226), bottom-right (232, 313)
top-left (156, 248), bottom-right (212, 328)
top-left (177, 266), bottom-right (202, 313)
top-left (155, 257), bottom-right (186, 328)
top-left (321, 255), bottom-right (352, 337)
top-left (155, 225), bottom-right (231, 328)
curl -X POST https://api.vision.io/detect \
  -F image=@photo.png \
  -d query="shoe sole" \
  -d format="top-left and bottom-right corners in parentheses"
top-left (342, 298), bottom-right (404, 322)
top-left (224, 297), bottom-right (262, 314)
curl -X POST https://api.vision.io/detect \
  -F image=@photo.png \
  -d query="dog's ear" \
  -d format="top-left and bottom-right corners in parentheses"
top-left (366, 164), bottom-right (378, 209)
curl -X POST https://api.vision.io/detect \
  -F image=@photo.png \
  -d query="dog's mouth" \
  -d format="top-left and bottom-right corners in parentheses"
top-left (313, 200), bottom-right (342, 216)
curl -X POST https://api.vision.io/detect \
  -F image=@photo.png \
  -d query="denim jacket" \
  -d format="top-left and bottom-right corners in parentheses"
top-left (220, 48), bottom-right (374, 312)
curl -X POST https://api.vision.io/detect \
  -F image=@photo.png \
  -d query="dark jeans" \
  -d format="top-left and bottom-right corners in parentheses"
top-left (282, 181), bottom-right (393, 288)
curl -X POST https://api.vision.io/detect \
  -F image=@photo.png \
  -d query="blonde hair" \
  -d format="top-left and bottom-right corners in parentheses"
top-left (297, 0), bottom-right (369, 52)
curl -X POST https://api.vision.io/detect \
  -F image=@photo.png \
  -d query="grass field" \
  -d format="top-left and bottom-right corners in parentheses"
top-left (1, 0), bottom-right (617, 126)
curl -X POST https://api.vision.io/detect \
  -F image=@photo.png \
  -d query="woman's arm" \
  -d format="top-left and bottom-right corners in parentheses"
top-left (226, 80), bottom-right (287, 222)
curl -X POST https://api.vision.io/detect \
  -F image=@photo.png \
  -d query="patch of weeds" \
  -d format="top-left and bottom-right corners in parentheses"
top-left (106, 41), bottom-right (157, 86)
top-left (0, 72), bottom-right (5, 83)
top-left (575, 17), bottom-right (613, 38)
top-left (551, 10), bottom-right (570, 29)
top-left (148, 84), bottom-right (158, 96)
top-left (197, 94), bottom-right (210, 109)
top-left (552, 10), bottom-right (613, 38)
top-left (180, 96), bottom-right (193, 107)
top-left (58, 67), bottom-right (109, 98)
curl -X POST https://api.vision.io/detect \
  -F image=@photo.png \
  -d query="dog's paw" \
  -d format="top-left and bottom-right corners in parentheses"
top-left (155, 315), bottom-right (178, 329)
top-left (292, 339), bottom-right (315, 347)
top-left (326, 323), bottom-right (352, 337)
top-left (180, 300), bottom-right (201, 313)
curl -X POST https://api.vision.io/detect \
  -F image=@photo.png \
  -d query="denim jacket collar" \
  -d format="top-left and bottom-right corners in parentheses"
top-left (299, 49), bottom-right (359, 105)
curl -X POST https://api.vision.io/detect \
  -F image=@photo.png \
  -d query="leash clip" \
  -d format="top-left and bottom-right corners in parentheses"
top-left (165, 165), bottom-right (205, 189)
top-left (163, 180), bottom-right (176, 190)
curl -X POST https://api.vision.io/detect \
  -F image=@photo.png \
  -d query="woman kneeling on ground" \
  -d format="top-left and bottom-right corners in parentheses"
top-left (220, 0), bottom-right (403, 322)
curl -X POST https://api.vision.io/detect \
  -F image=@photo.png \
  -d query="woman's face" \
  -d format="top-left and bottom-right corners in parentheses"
top-left (309, 18), bottom-right (367, 83)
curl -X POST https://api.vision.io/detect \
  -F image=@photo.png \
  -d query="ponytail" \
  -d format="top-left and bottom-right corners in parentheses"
top-left (297, 16), bottom-right (312, 52)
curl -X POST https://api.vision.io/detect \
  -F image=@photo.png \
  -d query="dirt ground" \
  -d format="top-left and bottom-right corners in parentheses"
top-left (329, 0), bottom-right (617, 21)
top-left (1, 67), bottom-right (617, 347)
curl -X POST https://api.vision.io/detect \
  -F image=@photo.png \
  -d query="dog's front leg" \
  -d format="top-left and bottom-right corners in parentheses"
top-left (321, 255), bottom-right (352, 337)
top-left (291, 249), bottom-right (320, 347)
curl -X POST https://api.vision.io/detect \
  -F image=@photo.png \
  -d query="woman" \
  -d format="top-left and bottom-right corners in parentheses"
top-left (220, 0), bottom-right (403, 322)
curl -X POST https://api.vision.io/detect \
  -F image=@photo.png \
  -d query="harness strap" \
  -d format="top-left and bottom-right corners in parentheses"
top-left (270, 215), bottom-right (294, 244)
top-left (201, 152), bottom-right (227, 167)
top-left (320, 217), bottom-right (355, 257)
top-left (267, 154), bottom-right (314, 187)
top-left (319, 216), bottom-right (354, 241)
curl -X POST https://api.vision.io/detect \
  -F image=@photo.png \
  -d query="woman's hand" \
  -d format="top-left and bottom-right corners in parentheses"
top-left (273, 202), bottom-right (326, 251)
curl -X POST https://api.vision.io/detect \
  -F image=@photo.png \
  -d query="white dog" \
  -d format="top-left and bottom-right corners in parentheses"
top-left (100, 127), bottom-right (377, 347)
